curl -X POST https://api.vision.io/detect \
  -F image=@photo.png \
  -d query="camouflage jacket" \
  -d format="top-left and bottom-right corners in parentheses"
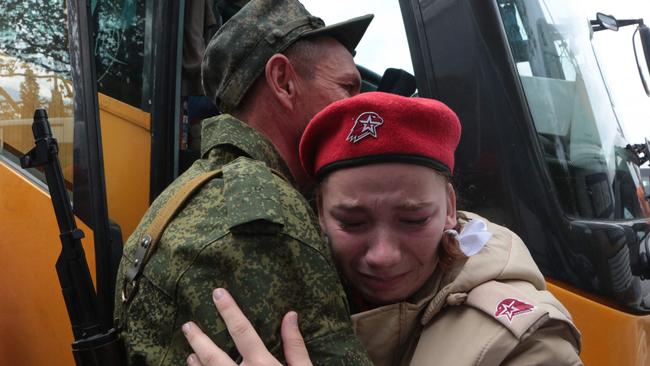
top-left (115, 114), bottom-right (371, 365)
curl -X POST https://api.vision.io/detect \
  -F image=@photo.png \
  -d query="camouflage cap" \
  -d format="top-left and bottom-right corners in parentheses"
top-left (202, 0), bottom-right (373, 113)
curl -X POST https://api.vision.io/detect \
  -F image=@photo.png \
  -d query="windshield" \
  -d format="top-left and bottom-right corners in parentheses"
top-left (498, 0), bottom-right (650, 220)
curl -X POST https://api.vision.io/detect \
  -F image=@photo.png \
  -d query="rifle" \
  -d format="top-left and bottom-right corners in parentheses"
top-left (21, 109), bottom-right (126, 366)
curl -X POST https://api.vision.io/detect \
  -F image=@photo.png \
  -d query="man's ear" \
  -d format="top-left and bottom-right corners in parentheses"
top-left (445, 182), bottom-right (457, 229)
top-left (264, 53), bottom-right (297, 111)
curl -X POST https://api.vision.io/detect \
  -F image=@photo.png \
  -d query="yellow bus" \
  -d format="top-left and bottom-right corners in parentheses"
top-left (2, 0), bottom-right (650, 364)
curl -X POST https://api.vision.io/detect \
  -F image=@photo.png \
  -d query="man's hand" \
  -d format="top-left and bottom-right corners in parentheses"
top-left (183, 288), bottom-right (313, 366)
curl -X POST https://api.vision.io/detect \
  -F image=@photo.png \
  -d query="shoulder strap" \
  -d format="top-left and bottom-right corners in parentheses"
top-left (222, 158), bottom-right (287, 232)
top-left (121, 161), bottom-right (290, 305)
top-left (122, 169), bottom-right (224, 304)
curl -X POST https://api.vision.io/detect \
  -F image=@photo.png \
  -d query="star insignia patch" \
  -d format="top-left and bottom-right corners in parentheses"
top-left (494, 298), bottom-right (535, 323)
top-left (346, 112), bottom-right (384, 143)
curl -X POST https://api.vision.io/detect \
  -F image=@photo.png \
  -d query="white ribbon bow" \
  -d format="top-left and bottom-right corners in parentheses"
top-left (458, 219), bottom-right (492, 256)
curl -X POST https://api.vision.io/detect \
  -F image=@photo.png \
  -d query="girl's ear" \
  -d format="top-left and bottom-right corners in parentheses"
top-left (445, 182), bottom-right (457, 229)
top-left (264, 54), bottom-right (298, 112)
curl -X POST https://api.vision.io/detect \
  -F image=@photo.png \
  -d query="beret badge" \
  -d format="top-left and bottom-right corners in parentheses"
top-left (346, 112), bottom-right (384, 143)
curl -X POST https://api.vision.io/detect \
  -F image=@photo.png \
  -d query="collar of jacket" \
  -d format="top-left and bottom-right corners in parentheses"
top-left (200, 114), bottom-right (293, 183)
top-left (420, 211), bottom-right (547, 324)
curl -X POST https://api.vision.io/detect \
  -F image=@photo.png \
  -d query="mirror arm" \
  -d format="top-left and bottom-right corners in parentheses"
top-left (618, 19), bottom-right (645, 28)
top-left (592, 14), bottom-right (644, 32)
top-left (634, 24), bottom-right (650, 97)
top-left (591, 24), bottom-right (607, 32)
top-left (590, 20), bottom-right (607, 32)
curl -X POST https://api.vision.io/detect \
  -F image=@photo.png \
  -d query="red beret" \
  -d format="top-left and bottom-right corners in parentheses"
top-left (299, 91), bottom-right (461, 179)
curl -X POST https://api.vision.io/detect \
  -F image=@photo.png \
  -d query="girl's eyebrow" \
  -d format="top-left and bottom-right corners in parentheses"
top-left (330, 201), bottom-right (434, 212)
top-left (395, 201), bottom-right (434, 211)
top-left (330, 203), bottom-right (365, 212)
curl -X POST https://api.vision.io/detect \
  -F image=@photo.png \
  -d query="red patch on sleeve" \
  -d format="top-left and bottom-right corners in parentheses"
top-left (494, 298), bottom-right (535, 323)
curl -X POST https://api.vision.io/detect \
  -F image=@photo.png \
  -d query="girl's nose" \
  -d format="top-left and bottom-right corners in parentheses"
top-left (364, 228), bottom-right (402, 269)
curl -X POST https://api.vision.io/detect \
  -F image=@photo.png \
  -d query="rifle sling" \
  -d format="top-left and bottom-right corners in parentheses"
top-left (121, 166), bottom-right (288, 304)
top-left (122, 169), bottom-right (224, 304)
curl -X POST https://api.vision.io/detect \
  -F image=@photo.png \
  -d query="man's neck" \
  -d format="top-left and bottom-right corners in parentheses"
top-left (233, 110), bottom-right (310, 190)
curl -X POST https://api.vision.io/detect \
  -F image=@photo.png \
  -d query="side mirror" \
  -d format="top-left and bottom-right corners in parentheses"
top-left (591, 12), bottom-right (650, 95)
top-left (597, 12), bottom-right (619, 31)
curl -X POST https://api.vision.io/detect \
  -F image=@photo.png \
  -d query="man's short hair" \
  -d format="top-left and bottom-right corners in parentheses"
top-left (282, 37), bottom-right (326, 80)
top-left (231, 37), bottom-right (328, 115)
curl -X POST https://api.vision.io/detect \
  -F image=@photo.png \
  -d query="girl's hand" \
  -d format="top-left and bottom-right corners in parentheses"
top-left (183, 288), bottom-right (313, 366)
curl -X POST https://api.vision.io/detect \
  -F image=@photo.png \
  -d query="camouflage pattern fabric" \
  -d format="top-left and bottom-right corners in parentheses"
top-left (202, 0), bottom-right (326, 112)
top-left (114, 114), bottom-right (372, 365)
top-left (215, 0), bottom-right (252, 23)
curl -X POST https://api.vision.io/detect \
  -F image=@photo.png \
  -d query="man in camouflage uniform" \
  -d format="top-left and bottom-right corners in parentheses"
top-left (114, 0), bottom-right (374, 365)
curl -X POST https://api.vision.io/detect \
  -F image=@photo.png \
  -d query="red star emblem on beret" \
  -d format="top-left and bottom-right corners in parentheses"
top-left (494, 298), bottom-right (535, 323)
top-left (346, 112), bottom-right (384, 143)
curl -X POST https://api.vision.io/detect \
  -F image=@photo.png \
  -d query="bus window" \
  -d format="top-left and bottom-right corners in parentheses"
top-left (0, 0), bottom-right (75, 187)
top-left (93, 0), bottom-right (148, 110)
top-left (498, 0), bottom-right (649, 220)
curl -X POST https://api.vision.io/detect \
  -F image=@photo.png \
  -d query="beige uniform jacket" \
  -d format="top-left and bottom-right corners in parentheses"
top-left (351, 212), bottom-right (582, 366)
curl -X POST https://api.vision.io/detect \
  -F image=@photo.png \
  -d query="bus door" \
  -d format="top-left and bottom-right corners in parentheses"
top-left (0, 0), bottom-right (186, 364)
top-left (0, 0), bottom-right (112, 364)
top-left (91, 0), bottom-right (184, 235)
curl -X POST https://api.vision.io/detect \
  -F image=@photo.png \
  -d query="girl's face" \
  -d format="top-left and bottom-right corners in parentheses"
top-left (318, 163), bottom-right (457, 306)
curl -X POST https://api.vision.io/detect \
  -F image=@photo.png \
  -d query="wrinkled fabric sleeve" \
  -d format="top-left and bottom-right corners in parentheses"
top-left (502, 320), bottom-right (583, 366)
top-left (161, 233), bottom-right (372, 366)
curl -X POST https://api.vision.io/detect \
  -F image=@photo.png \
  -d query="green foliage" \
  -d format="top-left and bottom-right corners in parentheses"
top-left (0, 0), bottom-right (70, 76)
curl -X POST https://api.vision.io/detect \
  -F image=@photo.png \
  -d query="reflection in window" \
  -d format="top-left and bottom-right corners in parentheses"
top-left (0, 0), bottom-right (74, 185)
top-left (93, 0), bottom-right (147, 110)
top-left (498, 0), bottom-right (649, 220)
